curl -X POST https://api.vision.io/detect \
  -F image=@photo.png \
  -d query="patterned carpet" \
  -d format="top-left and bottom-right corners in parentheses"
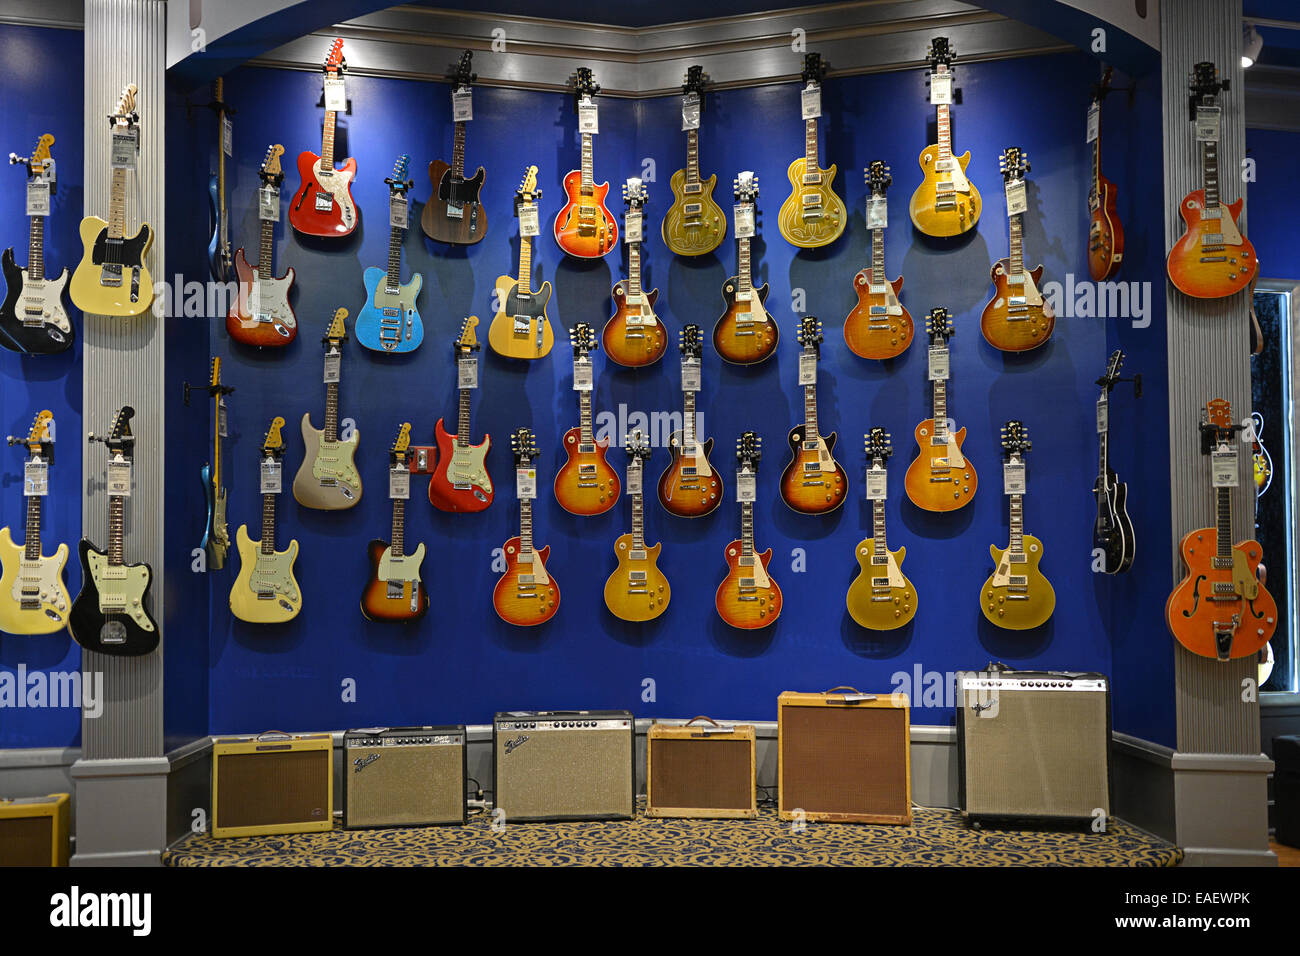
top-left (163, 806), bottom-right (1182, 867)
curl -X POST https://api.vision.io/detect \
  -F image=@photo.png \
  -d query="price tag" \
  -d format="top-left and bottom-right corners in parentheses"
top-left (624, 210), bottom-right (643, 244)
top-left (518, 203), bottom-right (540, 237)
top-left (1096, 395), bottom-right (1109, 434)
top-left (458, 356), bottom-right (478, 389)
top-left (1003, 461), bottom-right (1025, 496)
top-left (516, 467), bottom-right (537, 499)
top-left (866, 195), bottom-right (887, 230)
top-left (218, 400), bottom-right (228, 438)
top-left (927, 345), bottom-right (950, 381)
top-left (681, 357), bottom-right (700, 392)
top-left (578, 96), bottom-right (599, 134)
top-left (801, 83), bottom-right (822, 120)
top-left (107, 456), bottom-right (132, 497)
top-left (389, 466), bottom-right (410, 499)
top-left (258, 186), bottom-right (279, 221)
top-left (798, 351), bottom-right (817, 385)
top-left (222, 115), bottom-right (233, 157)
top-left (1195, 106), bottom-right (1221, 143)
top-left (323, 350), bottom-right (340, 384)
top-left (26, 181), bottom-right (50, 217)
top-left (110, 127), bottom-right (138, 170)
top-left (1005, 180), bottom-right (1027, 217)
top-left (260, 458), bottom-right (282, 495)
top-left (324, 76), bottom-right (347, 112)
top-left (573, 358), bottom-right (593, 391)
top-left (626, 466), bottom-right (643, 495)
top-left (1086, 102), bottom-right (1099, 144)
top-left (452, 86), bottom-right (473, 122)
top-left (733, 203), bottom-right (755, 239)
top-left (736, 471), bottom-right (756, 502)
top-left (930, 72), bottom-right (952, 105)
top-left (1211, 446), bottom-right (1238, 487)
top-left (866, 467), bottom-right (887, 501)
top-left (390, 194), bottom-right (408, 229)
top-left (24, 460), bottom-right (48, 497)
top-left (681, 92), bottom-right (700, 131)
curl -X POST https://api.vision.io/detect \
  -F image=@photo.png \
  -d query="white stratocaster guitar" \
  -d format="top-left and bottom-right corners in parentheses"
top-left (293, 307), bottom-right (362, 509)
top-left (230, 416), bottom-right (301, 624)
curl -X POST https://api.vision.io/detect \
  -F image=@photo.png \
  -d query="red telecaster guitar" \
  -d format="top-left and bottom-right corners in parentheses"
top-left (553, 67), bottom-right (617, 258)
top-left (493, 428), bottom-right (559, 626)
top-left (227, 144), bottom-right (297, 346)
top-left (428, 316), bottom-right (493, 512)
top-left (554, 323), bottom-right (620, 516)
top-left (289, 39), bottom-right (359, 239)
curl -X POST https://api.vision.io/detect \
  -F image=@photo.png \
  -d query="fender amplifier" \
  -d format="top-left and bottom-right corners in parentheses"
top-left (778, 687), bottom-right (911, 825)
top-left (342, 726), bottom-right (467, 828)
top-left (212, 731), bottom-right (333, 838)
top-left (957, 670), bottom-right (1111, 824)
top-left (494, 710), bottom-right (634, 822)
top-left (0, 793), bottom-right (70, 866)
top-left (646, 717), bottom-right (757, 819)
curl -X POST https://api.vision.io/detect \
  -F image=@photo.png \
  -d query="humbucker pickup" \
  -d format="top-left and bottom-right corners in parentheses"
top-left (628, 570), bottom-right (647, 583)
top-left (803, 461), bottom-right (820, 472)
top-left (871, 577), bottom-right (891, 588)
top-left (802, 172), bottom-right (823, 186)
top-left (578, 444), bottom-right (596, 455)
top-left (629, 551), bottom-right (646, 562)
top-left (1008, 575), bottom-right (1028, 587)
top-left (683, 203), bottom-right (702, 215)
top-left (578, 463), bottom-right (597, 476)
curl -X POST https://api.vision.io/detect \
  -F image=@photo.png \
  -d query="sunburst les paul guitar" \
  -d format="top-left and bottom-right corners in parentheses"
top-left (602, 178), bottom-right (666, 366)
top-left (909, 37), bottom-right (981, 238)
top-left (657, 324), bottom-right (722, 517)
top-left (493, 428), bottom-right (559, 626)
top-left (488, 166), bottom-right (554, 360)
top-left (554, 323), bottom-right (620, 516)
top-left (981, 146), bottom-right (1054, 352)
top-left (846, 427), bottom-right (916, 630)
top-left (428, 316), bottom-right (493, 512)
top-left (289, 39), bottom-right (358, 239)
top-left (713, 171), bottom-right (778, 365)
top-left (904, 308), bottom-right (976, 511)
top-left (361, 423), bottom-right (428, 622)
top-left (779, 316), bottom-right (847, 514)
top-left (777, 52), bottom-right (845, 249)
top-left (661, 65), bottom-right (725, 257)
top-left (604, 430), bottom-right (670, 622)
top-left (226, 144), bottom-right (297, 346)
top-left (843, 161), bottom-right (912, 360)
top-left (715, 431), bottom-right (781, 629)
top-left (293, 308), bottom-right (362, 509)
top-left (553, 67), bottom-right (617, 258)
top-left (230, 416), bottom-right (301, 624)
top-left (1087, 67), bottom-right (1124, 281)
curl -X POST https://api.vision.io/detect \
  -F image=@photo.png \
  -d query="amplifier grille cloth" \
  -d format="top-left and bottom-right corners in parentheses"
top-left (783, 706), bottom-right (907, 816)
top-left (497, 731), bottom-right (632, 819)
top-left (216, 750), bottom-right (330, 829)
top-left (0, 818), bottom-right (52, 867)
top-left (651, 738), bottom-right (750, 810)
top-left (347, 746), bottom-right (463, 826)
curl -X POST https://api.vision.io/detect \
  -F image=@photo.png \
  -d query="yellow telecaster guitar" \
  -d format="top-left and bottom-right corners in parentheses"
top-left (603, 429), bottom-right (670, 622)
top-left (777, 53), bottom-right (845, 249)
top-left (230, 416), bottom-right (302, 624)
top-left (909, 38), bottom-right (981, 238)
top-left (980, 420), bottom-right (1054, 630)
top-left (488, 165), bottom-right (554, 360)
top-left (846, 428), bottom-right (916, 630)
top-left (293, 307), bottom-right (362, 509)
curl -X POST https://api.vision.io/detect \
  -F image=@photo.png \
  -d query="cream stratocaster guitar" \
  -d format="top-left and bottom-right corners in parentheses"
top-left (715, 432), bottom-right (781, 629)
top-left (846, 428), bottom-right (916, 630)
top-left (226, 144), bottom-right (297, 346)
top-left (554, 323), bottom-right (619, 516)
top-left (661, 66), bottom-right (725, 257)
top-left (843, 161), bottom-right (912, 360)
top-left (604, 430), bottom-right (670, 622)
top-left (198, 357), bottom-right (233, 570)
top-left (905, 308), bottom-right (976, 511)
top-left (428, 316), bottom-right (493, 512)
top-left (0, 411), bottom-right (70, 635)
top-left (980, 146), bottom-right (1054, 352)
top-left (777, 53), bottom-right (845, 249)
top-left (293, 308), bottom-right (361, 509)
top-left (289, 39), bottom-right (358, 239)
top-left (488, 166), bottom-right (554, 360)
top-left (493, 428), bottom-right (559, 626)
top-left (909, 38), bottom-right (981, 238)
top-left (657, 324), bottom-right (722, 517)
top-left (231, 416), bottom-right (301, 624)
top-left (713, 172), bottom-right (778, 365)
top-left (602, 178), bottom-right (666, 367)
top-left (779, 316), bottom-right (847, 515)
top-left (361, 423), bottom-right (428, 622)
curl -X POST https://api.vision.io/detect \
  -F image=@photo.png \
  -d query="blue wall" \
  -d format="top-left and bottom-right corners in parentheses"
top-left (1246, 128), bottom-right (1300, 283)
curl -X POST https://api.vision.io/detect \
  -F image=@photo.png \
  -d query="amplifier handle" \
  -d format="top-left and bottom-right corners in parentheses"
top-left (684, 716), bottom-right (721, 727)
top-left (255, 730), bottom-right (293, 741)
top-left (825, 686), bottom-right (862, 695)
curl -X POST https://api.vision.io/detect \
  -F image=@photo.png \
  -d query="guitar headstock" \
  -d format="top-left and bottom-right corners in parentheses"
top-left (451, 50), bottom-right (476, 89)
top-left (679, 323), bottom-right (703, 360)
top-left (262, 416), bottom-right (286, 460)
top-left (110, 84), bottom-right (139, 129)
top-left (801, 52), bottom-right (827, 86)
top-left (454, 315), bottom-right (480, 356)
top-left (683, 65), bottom-right (708, 97)
top-left (323, 307), bottom-right (348, 348)
top-left (259, 144), bottom-right (285, 188)
top-left (625, 428), bottom-right (651, 465)
top-left (623, 177), bottom-right (647, 210)
top-left (324, 38), bottom-right (345, 76)
top-left (209, 356), bottom-right (223, 389)
top-left (1100, 349), bottom-right (1125, 391)
top-left (864, 160), bottom-right (892, 196)
top-left (386, 154), bottom-right (413, 196)
top-left (515, 164), bottom-right (541, 212)
top-left (103, 406), bottom-right (136, 460)
top-left (927, 36), bottom-right (955, 72)
top-left (572, 66), bottom-right (600, 105)
top-left (1091, 65), bottom-right (1114, 105)
top-left (925, 307), bottom-right (954, 345)
top-left (733, 170), bottom-right (759, 203)
top-left (736, 431), bottom-right (762, 473)
top-left (1205, 398), bottom-right (1234, 431)
top-left (13, 410), bottom-right (55, 461)
top-left (797, 315), bottom-right (823, 355)
top-left (10, 134), bottom-right (56, 184)
top-left (865, 426), bottom-right (893, 464)
top-left (390, 422), bottom-right (412, 467)
top-left (511, 427), bottom-right (539, 467)
top-left (1000, 420), bottom-right (1031, 459)
top-left (1190, 61), bottom-right (1227, 103)
top-left (999, 146), bottom-right (1030, 183)
top-left (569, 322), bottom-right (597, 359)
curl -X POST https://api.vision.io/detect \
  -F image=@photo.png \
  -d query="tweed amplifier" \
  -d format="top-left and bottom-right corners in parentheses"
top-left (211, 731), bottom-right (333, 838)
top-left (957, 670), bottom-right (1111, 824)
top-left (0, 793), bottom-right (70, 866)
top-left (342, 726), bottom-right (467, 828)
top-left (494, 710), bottom-right (634, 822)
top-left (778, 687), bottom-right (911, 825)
top-left (646, 717), bottom-right (757, 819)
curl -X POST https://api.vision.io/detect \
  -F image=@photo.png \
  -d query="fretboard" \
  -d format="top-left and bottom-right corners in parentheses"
top-left (803, 378), bottom-right (819, 437)
top-left (1008, 213), bottom-right (1024, 276)
top-left (321, 108), bottom-right (337, 172)
top-left (737, 237), bottom-right (753, 295)
top-left (936, 101), bottom-right (952, 161)
top-left (682, 389), bottom-right (697, 446)
top-left (28, 213), bottom-right (45, 281)
top-left (257, 216), bottom-right (274, 275)
top-left (870, 226), bottom-right (884, 280)
top-left (740, 500), bottom-right (754, 557)
top-left (804, 118), bottom-right (820, 171)
top-left (324, 380), bottom-right (339, 442)
top-left (685, 128), bottom-right (700, 185)
top-left (1098, 419), bottom-right (1109, 479)
top-left (451, 121), bottom-right (467, 178)
top-left (212, 395), bottom-right (223, 489)
top-left (627, 241), bottom-right (642, 297)
top-left (580, 132), bottom-right (594, 194)
top-left (385, 224), bottom-right (403, 292)
top-left (517, 231), bottom-right (532, 295)
top-left (108, 167), bottom-right (129, 240)
top-left (519, 496), bottom-right (533, 556)
top-left (1202, 139), bottom-right (1220, 209)
top-left (872, 497), bottom-right (887, 555)
top-left (932, 378), bottom-right (948, 442)
top-left (24, 492), bottom-right (42, 561)
top-left (1215, 485), bottom-right (1232, 559)
top-left (108, 495), bottom-right (125, 566)
top-left (261, 492), bottom-right (277, 554)
top-left (1090, 133), bottom-right (1101, 211)
top-left (578, 389), bottom-right (593, 443)
top-left (1008, 492), bottom-right (1024, 553)
top-left (456, 385), bottom-right (472, 447)
top-left (630, 478), bottom-right (645, 550)
top-left (391, 497), bottom-right (405, 558)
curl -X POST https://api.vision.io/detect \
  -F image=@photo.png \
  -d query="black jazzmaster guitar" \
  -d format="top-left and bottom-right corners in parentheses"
top-left (1094, 350), bottom-right (1135, 573)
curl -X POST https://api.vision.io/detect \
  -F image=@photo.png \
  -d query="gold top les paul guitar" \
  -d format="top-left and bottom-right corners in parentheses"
top-left (661, 65), bottom-right (726, 257)
top-left (603, 430), bottom-right (670, 622)
top-left (777, 53), bottom-right (845, 249)
top-left (909, 37), bottom-right (981, 238)
top-left (293, 307), bottom-right (362, 509)
top-left (846, 428), bottom-right (916, 631)
top-left (230, 416), bottom-right (302, 624)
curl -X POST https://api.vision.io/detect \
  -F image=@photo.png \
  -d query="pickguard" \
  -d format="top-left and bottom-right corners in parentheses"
top-left (736, 553), bottom-right (770, 589)
top-left (15, 270), bottom-right (72, 333)
top-left (86, 549), bottom-right (154, 630)
top-left (311, 438), bottom-right (362, 492)
top-left (378, 543), bottom-right (425, 583)
top-left (312, 161), bottom-right (356, 228)
top-left (516, 549), bottom-right (549, 585)
top-left (449, 446), bottom-right (492, 491)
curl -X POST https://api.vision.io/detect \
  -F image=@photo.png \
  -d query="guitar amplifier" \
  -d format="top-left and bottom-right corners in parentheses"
top-left (778, 687), bottom-right (911, 825)
top-left (957, 670), bottom-right (1111, 824)
top-left (646, 717), bottom-right (757, 819)
top-left (342, 726), bottom-right (467, 829)
top-left (0, 793), bottom-right (70, 866)
top-left (211, 731), bottom-right (333, 838)
top-left (494, 710), bottom-right (634, 822)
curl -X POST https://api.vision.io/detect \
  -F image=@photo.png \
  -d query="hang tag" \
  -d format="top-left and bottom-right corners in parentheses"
top-left (927, 345), bottom-right (950, 381)
top-left (458, 355), bottom-right (478, 389)
top-left (1004, 180), bottom-right (1027, 217)
top-left (26, 181), bottom-right (50, 217)
top-left (218, 400), bottom-right (228, 438)
top-left (1086, 102), bottom-right (1099, 144)
top-left (624, 210), bottom-right (643, 244)
top-left (1096, 395), bottom-right (1109, 434)
top-left (866, 195), bottom-right (887, 230)
top-left (801, 83), bottom-right (822, 120)
top-left (798, 351), bottom-right (817, 385)
top-left (930, 72), bottom-right (952, 105)
top-left (681, 92), bottom-right (700, 131)
top-left (1211, 446), bottom-right (1238, 487)
top-left (866, 467), bottom-right (887, 501)
top-left (107, 456), bottom-right (132, 497)
top-left (516, 467), bottom-right (537, 499)
top-left (578, 96), bottom-right (599, 134)
top-left (1195, 106), bottom-right (1221, 143)
top-left (323, 350), bottom-right (340, 384)
top-left (324, 76), bottom-right (346, 112)
top-left (260, 458), bottom-right (282, 495)
top-left (24, 460), bottom-right (48, 497)
top-left (258, 186), bottom-right (279, 221)
top-left (452, 86), bottom-right (473, 122)
top-left (389, 466), bottom-right (410, 499)
top-left (573, 358), bottom-right (593, 391)
top-left (222, 115), bottom-right (233, 157)
top-left (110, 127), bottom-right (138, 170)
top-left (681, 357), bottom-right (700, 392)
top-left (390, 194), bottom-right (408, 229)
top-left (626, 466), bottom-right (643, 495)
top-left (518, 203), bottom-right (540, 237)
top-left (1003, 461), bottom-right (1025, 495)
top-left (733, 203), bottom-right (755, 239)
top-left (736, 471), bottom-right (756, 502)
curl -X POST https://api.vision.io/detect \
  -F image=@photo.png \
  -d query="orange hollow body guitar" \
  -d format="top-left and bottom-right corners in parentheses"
top-left (715, 432), bottom-right (782, 629)
top-left (493, 428), bottom-right (559, 626)
top-left (904, 308), bottom-right (977, 512)
top-left (602, 178), bottom-right (666, 366)
top-left (554, 323), bottom-right (620, 516)
top-left (844, 161), bottom-right (913, 360)
top-left (981, 146), bottom-right (1054, 353)
top-left (553, 67), bottom-right (617, 258)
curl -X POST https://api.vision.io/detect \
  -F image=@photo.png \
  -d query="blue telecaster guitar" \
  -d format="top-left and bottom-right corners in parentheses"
top-left (356, 154), bottom-right (423, 354)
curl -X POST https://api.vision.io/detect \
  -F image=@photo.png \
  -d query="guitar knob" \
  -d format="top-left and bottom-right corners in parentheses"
top-left (894, 610), bottom-right (900, 618)
top-left (986, 591), bottom-right (993, 599)
top-left (998, 608), bottom-right (1005, 617)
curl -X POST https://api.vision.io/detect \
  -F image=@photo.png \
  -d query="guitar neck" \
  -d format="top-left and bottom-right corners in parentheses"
top-left (740, 500), bottom-right (754, 558)
top-left (451, 121), bottom-right (467, 178)
top-left (804, 117), bottom-right (819, 170)
top-left (630, 480), bottom-right (644, 550)
top-left (261, 491), bottom-right (277, 554)
top-left (324, 380), bottom-right (339, 442)
top-left (457, 385), bottom-right (472, 446)
top-left (212, 394), bottom-right (223, 489)
top-left (24, 492), bottom-right (42, 561)
top-left (1008, 492), bottom-right (1024, 553)
top-left (1008, 214), bottom-right (1024, 275)
top-left (682, 389), bottom-right (696, 445)
top-left (932, 378), bottom-right (948, 442)
top-left (1215, 485), bottom-right (1233, 560)
top-left (519, 495), bottom-right (533, 556)
top-left (870, 225), bottom-right (884, 278)
top-left (109, 166), bottom-right (129, 240)
top-left (386, 224), bottom-right (403, 291)
top-left (28, 212), bottom-right (44, 281)
top-left (627, 241), bottom-right (641, 297)
top-left (391, 496), bottom-right (405, 558)
top-left (108, 494), bottom-right (125, 566)
top-left (1090, 129), bottom-right (1101, 209)
top-left (737, 237), bottom-right (752, 294)
top-left (873, 496), bottom-right (887, 555)
top-left (685, 128), bottom-right (700, 184)
top-left (936, 101), bottom-right (952, 160)
top-left (1098, 405), bottom-right (1109, 478)
top-left (580, 132), bottom-right (594, 194)
top-left (517, 232), bottom-right (532, 295)
top-left (578, 388), bottom-right (593, 443)
top-left (321, 108), bottom-right (337, 172)
top-left (257, 216), bottom-right (274, 274)
top-left (215, 78), bottom-right (227, 222)
top-left (803, 379), bottom-right (819, 437)
top-left (1202, 138), bottom-right (1220, 209)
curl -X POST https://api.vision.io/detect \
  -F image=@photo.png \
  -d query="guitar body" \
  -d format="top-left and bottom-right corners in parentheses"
top-left (777, 158), bottom-right (846, 248)
top-left (0, 528), bottom-right (70, 635)
top-left (603, 535), bottom-right (670, 622)
top-left (713, 279), bottom-right (779, 365)
top-left (229, 525), bottom-right (301, 624)
top-left (420, 159), bottom-right (487, 245)
top-left (487, 276), bottom-right (554, 360)
top-left (980, 261), bottom-right (1055, 352)
top-left (657, 433), bottom-right (722, 518)
top-left (662, 169), bottom-right (726, 256)
top-left (355, 267), bottom-right (424, 354)
top-left (293, 413), bottom-right (362, 509)
top-left (602, 284), bottom-right (666, 367)
top-left (68, 539), bottom-right (157, 655)
top-left (225, 247), bottom-right (297, 346)
top-left (904, 420), bottom-right (977, 511)
top-left (427, 417), bottom-right (493, 512)
top-left (492, 537), bottom-right (559, 626)
top-left (1166, 530), bottom-right (1276, 660)
top-left (714, 543), bottom-right (781, 629)
top-left (1167, 192), bottom-right (1256, 298)
top-left (0, 248), bottom-right (73, 354)
top-left (909, 148), bottom-right (981, 237)
top-left (69, 217), bottom-right (154, 317)
top-left (360, 539), bottom-right (428, 622)
top-left (553, 426), bottom-right (620, 516)
top-left (289, 152), bottom-right (358, 238)
top-left (199, 463), bottom-right (229, 571)
top-left (845, 539), bottom-right (916, 630)
top-left (1093, 471), bottom-right (1135, 574)
top-left (842, 268), bottom-right (913, 360)
top-left (1088, 176), bottom-right (1124, 281)
top-left (779, 427), bottom-right (847, 514)
top-left (980, 536), bottom-right (1055, 630)
top-left (553, 172), bottom-right (617, 257)
top-left (207, 173), bottom-right (231, 282)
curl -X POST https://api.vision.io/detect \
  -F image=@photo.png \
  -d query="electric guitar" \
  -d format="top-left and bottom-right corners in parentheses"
top-left (288, 39), bottom-right (358, 239)
top-left (493, 428), bottom-right (559, 626)
top-left (1, 134), bottom-right (73, 353)
top-left (777, 53), bottom-right (845, 249)
top-left (487, 166), bottom-right (554, 360)
top-left (657, 324), bottom-right (722, 517)
top-left (980, 421), bottom-right (1055, 630)
top-left (226, 144), bottom-right (297, 346)
top-left (207, 77), bottom-right (233, 282)
top-left (0, 411), bottom-right (70, 635)
top-left (843, 161), bottom-right (912, 360)
top-left (554, 323), bottom-right (620, 516)
top-left (715, 432), bottom-right (781, 629)
top-left (909, 37), bottom-right (981, 237)
top-left (1087, 67), bottom-right (1124, 281)
top-left (604, 429), bottom-right (670, 622)
top-left (69, 407), bottom-right (158, 655)
top-left (904, 308), bottom-right (977, 511)
top-left (293, 308), bottom-right (362, 509)
top-left (846, 427), bottom-right (916, 630)
top-left (981, 146), bottom-right (1055, 352)
top-left (779, 316), bottom-right (847, 514)
top-left (70, 85), bottom-right (154, 317)
top-left (1167, 62), bottom-right (1256, 298)
top-left (361, 423), bottom-right (428, 622)
top-left (1093, 350), bottom-right (1135, 574)
top-left (1166, 399), bottom-right (1277, 661)
top-left (602, 178), bottom-right (666, 366)
top-left (428, 315), bottom-right (493, 512)
top-left (661, 65), bottom-right (725, 257)
top-left (356, 154), bottom-right (423, 354)
top-left (230, 416), bottom-right (302, 624)
top-left (554, 67), bottom-right (617, 258)
top-left (421, 51), bottom-right (487, 245)
top-left (713, 172), bottom-right (778, 365)
top-left (199, 357), bottom-right (233, 570)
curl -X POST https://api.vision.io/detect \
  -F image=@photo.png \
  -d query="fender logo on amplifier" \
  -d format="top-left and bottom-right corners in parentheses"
top-left (353, 753), bottom-right (381, 772)
top-left (504, 734), bottom-right (530, 754)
